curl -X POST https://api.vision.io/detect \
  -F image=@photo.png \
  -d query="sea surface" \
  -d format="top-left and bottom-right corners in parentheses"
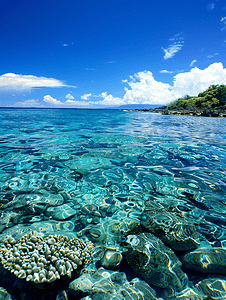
top-left (0, 108), bottom-right (226, 299)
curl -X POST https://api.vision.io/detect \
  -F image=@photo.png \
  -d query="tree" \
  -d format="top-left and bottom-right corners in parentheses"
top-left (169, 85), bottom-right (226, 109)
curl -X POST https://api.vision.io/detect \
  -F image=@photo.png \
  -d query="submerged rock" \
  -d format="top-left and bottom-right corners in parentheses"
top-left (56, 290), bottom-right (69, 300)
top-left (195, 278), bottom-right (226, 299)
top-left (141, 208), bottom-right (200, 251)
top-left (0, 221), bottom-right (75, 243)
top-left (181, 247), bottom-right (226, 274)
top-left (167, 287), bottom-right (205, 300)
top-left (0, 287), bottom-right (12, 300)
top-left (45, 204), bottom-right (77, 220)
top-left (98, 250), bottom-right (123, 269)
top-left (123, 233), bottom-right (188, 291)
top-left (69, 267), bottom-right (162, 299)
top-left (69, 273), bottom-right (93, 295)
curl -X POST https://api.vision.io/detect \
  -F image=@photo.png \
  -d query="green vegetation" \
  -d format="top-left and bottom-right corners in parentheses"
top-left (168, 85), bottom-right (226, 109)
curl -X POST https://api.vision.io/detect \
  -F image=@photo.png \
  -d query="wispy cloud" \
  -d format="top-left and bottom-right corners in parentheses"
top-left (0, 73), bottom-right (72, 91)
top-left (207, 3), bottom-right (215, 11)
top-left (62, 43), bottom-right (73, 46)
top-left (190, 60), bottom-right (197, 67)
top-left (221, 17), bottom-right (226, 30)
top-left (85, 68), bottom-right (95, 71)
top-left (162, 33), bottom-right (184, 60)
top-left (13, 99), bottom-right (43, 107)
top-left (207, 53), bottom-right (219, 58)
top-left (159, 70), bottom-right (174, 74)
top-left (162, 44), bottom-right (183, 60)
top-left (65, 100), bottom-right (89, 106)
top-left (106, 61), bottom-right (115, 64)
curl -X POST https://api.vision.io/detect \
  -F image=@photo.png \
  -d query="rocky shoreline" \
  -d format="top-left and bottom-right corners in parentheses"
top-left (135, 106), bottom-right (226, 117)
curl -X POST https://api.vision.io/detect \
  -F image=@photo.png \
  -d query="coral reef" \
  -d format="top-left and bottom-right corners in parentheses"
top-left (0, 231), bottom-right (94, 284)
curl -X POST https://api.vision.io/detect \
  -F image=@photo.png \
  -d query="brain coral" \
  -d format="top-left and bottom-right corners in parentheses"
top-left (0, 231), bottom-right (94, 284)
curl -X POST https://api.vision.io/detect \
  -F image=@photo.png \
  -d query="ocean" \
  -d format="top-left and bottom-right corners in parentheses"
top-left (0, 108), bottom-right (226, 299)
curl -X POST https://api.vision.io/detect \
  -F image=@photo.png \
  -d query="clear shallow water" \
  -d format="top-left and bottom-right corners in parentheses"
top-left (0, 108), bottom-right (226, 299)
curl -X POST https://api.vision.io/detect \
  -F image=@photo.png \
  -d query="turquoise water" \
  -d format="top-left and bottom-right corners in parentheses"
top-left (0, 108), bottom-right (226, 299)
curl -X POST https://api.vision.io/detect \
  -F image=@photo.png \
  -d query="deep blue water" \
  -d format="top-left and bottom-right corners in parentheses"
top-left (0, 108), bottom-right (226, 299)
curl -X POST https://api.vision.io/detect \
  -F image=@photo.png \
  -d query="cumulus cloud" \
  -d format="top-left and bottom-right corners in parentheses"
top-left (66, 93), bottom-right (74, 100)
top-left (93, 62), bottom-right (226, 106)
top-left (122, 71), bottom-right (177, 105)
top-left (95, 92), bottom-right (125, 106)
top-left (190, 60), bottom-right (197, 67)
top-left (43, 95), bottom-right (62, 105)
top-left (162, 33), bottom-right (184, 60)
top-left (13, 99), bottom-right (43, 107)
top-left (172, 62), bottom-right (226, 96)
top-left (0, 73), bottom-right (69, 91)
top-left (81, 93), bottom-right (92, 100)
top-left (42, 94), bottom-right (90, 107)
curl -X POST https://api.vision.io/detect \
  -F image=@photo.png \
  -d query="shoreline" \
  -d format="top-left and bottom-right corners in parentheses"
top-left (134, 106), bottom-right (226, 117)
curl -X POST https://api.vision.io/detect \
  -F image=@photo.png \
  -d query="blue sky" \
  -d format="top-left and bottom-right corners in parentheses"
top-left (1, 0), bottom-right (226, 108)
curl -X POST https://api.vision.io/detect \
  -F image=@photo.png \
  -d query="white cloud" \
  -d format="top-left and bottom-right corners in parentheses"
top-left (43, 95), bottom-right (62, 105)
top-left (159, 70), bottom-right (174, 74)
top-left (93, 62), bottom-right (226, 106)
top-left (100, 92), bottom-right (107, 97)
top-left (207, 53), bottom-right (219, 58)
top-left (62, 44), bottom-right (68, 46)
top-left (0, 73), bottom-right (69, 91)
top-left (169, 33), bottom-right (184, 42)
top-left (81, 93), bottom-right (92, 100)
top-left (65, 100), bottom-right (90, 106)
top-left (172, 62), bottom-right (226, 96)
top-left (162, 33), bottom-right (184, 60)
top-left (13, 99), bottom-right (43, 107)
top-left (122, 71), bottom-right (177, 105)
top-left (162, 44), bottom-right (183, 60)
top-left (221, 17), bottom-right (226, 30)
top-left (42, 94), bottom-right (90, 107)
top-left (190, 60), bottom-right (197, 67)
top-left (95, 92), bottom-right (125, 106)
top-left (66, 93), bottom-right (74, 100)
